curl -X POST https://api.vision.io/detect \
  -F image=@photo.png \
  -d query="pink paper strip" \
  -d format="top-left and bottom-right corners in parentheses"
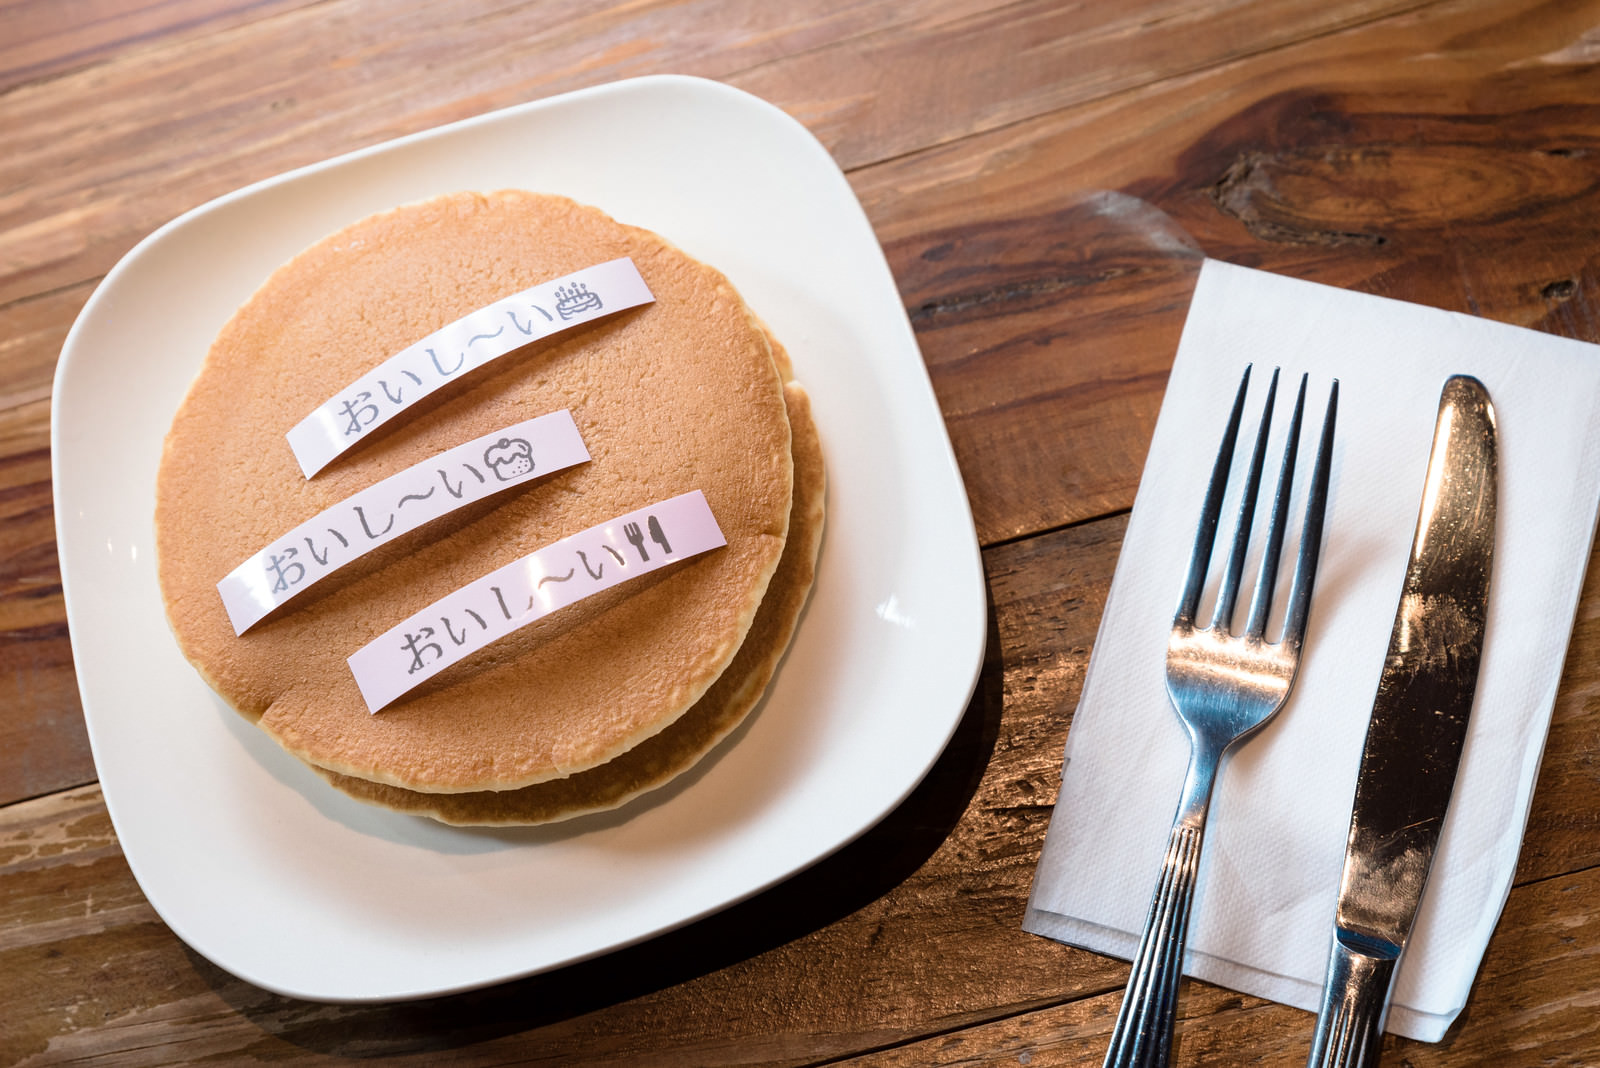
top-left (348, 490), bottom-right (726, 713)
top-left (286, 257), bottom-right (653, 477)
top-left (219, 410), bottom-right (589, 634)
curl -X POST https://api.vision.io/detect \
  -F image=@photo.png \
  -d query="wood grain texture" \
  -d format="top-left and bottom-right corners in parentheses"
top-left (884, 191), bottom-right (1200, 542)
top-left (1515, 519), bottom-right (1600, 885)
top-left (0, 0), bottom-right (1488, 808)
top-left (0, 0), bottom-right (994, 306)
top-left (0, 0), bottom-right (317, 93)
top-left (0, 521), bottom-right (1115, 1066)
top-left (732, 0), bottom-right (1435, 169)
top-left (6, 0), bottom-right (1600, 1063)
top-left (838, 865), bottom-right (1600, 1066)
top-left (853, 0), bottom-right (1600, 540)
top-left (0, 0), bottom-right (1433, 306)
top-left (0, 283), bottom-right (89, 805)
top-left (4, 515), bottom-right (1599, 1064)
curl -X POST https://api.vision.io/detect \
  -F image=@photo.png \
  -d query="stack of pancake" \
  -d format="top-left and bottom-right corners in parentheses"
top-left (155, 191), bottom-right (824, 825)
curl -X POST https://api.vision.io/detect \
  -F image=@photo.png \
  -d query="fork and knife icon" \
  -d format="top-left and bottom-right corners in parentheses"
top-left (623, 515), bottom-right (673, 562)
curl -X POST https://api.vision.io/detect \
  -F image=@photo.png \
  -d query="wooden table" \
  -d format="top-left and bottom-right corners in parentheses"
top-left (5, 1), bottom-right (1599, 1063)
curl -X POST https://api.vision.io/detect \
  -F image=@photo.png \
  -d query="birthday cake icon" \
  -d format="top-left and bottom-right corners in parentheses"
top-left (554, 282), bottom-right (603, 320)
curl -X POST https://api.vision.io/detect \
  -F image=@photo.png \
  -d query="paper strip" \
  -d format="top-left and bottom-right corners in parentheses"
top-left (348, 490), bottom-right (726, 713)
top-left (286, 257), bottom-right (653, 477)
top-left (219, 410), bottom-right (590, 635)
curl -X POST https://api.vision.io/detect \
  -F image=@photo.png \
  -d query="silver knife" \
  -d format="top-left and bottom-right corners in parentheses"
top-left (1306, 375), bottom-right (1497, 1068)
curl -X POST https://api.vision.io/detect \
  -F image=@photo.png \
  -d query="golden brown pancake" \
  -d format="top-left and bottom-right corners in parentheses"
top-left (318, 381), bottom-right (823, 824)
top-left (156, 191), bottom-right (794, 792)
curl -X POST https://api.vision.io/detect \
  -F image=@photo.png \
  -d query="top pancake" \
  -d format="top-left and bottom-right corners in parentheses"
top-left (155, 191), bottom-right (793, 792)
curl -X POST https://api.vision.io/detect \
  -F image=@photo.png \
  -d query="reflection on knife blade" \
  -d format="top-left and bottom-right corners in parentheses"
top-left (1306, 375), bottom-right (1496, 1068)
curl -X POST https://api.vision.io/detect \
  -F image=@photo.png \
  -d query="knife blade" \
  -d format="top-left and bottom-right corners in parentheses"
top-left (1306, 375), bottom-right (1497, 1068)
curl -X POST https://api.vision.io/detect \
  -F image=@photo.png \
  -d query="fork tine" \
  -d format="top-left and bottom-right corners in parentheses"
top-left (1174, 365), bottom-right (1253, 628)
top-left (1278, 379), bottom-right (1339, 651)
top-left (1208, 367), bottom-right (1280, 633)
top-left (1244, 374), bottom-right (1309, 638)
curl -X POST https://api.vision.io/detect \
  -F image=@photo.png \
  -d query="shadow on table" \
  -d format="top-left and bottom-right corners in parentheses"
top-left (191, 584), bottom-right (1007, 1057)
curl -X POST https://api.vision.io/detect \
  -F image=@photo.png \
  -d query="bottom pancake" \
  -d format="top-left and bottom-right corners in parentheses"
top-left (316, 381), bottom-right (824, 824)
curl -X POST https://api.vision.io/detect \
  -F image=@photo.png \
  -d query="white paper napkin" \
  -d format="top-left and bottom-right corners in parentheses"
top-left (1024, 258), bottom-right (1600, 1042)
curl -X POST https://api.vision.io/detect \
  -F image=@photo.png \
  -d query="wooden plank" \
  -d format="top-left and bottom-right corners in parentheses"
top-left (1515, 533), bottom-right (1600, 883)
top-left (7, 0), bottom-right (1600, 850)
top-left (730, 0), bottom-right (1433, 170)
top-left (834, 984), bottom-right (1295, 1067)
top-left (5, 506), bottom-right (1598, 1063)
top-left (0, 615), bottom-right (87, 807)
top-left (885, 190), bottom-right (1200, 542)
top-left (0, 0), bottom-right (991, 307)
top-left (4, 1), bottom-right (1599, 1063)
top-left (0, 0), bottom-right (1007, 808)
top-left (0, 283), bottom-right (81, 415)
top-left (0, 0), bottom-right (1429, 308)
top-left (3, 0), bottom-right (1588, 541)
top-left (0, 283), bottom-right (93, 805)
top-left (8, 0), bottom-right (1600, 870)
top-left (0, 516), bottom-right (1125, 1064)
top-left (0, 398), bottom-right (88, 806)
top-left (0, 0), bottom-right (316, 94)
top-left (0, 0), bottom-right (1465, 802)
top-left (6, 508), bottom-right (1593, 1061)
top-left (840, 864), bottom-right (1600, 1065)
top-left (858, 0), bottom-right (1600, 541)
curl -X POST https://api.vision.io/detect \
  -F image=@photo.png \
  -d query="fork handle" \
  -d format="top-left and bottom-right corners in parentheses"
top-left (1103, 754), bottom-right (1218, 1068)
top-left (1305, 934), bottom-right (1397, 1068)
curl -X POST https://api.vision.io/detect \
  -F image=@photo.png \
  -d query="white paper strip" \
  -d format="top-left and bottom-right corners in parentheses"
top-left (286, 257), bottom-right (653, 477)
top-left (219, 410), bottom-right (590, 635)
top-left (348, 490), bottom-right (727, 713)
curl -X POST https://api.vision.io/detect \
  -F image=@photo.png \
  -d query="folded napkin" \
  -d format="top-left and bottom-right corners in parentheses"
top-left (1025, 258), bottom-right (1600, 1042)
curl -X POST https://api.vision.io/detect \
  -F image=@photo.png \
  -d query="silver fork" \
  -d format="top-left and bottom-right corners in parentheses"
top-left (1103, 365), bottom-right (1338, 1068)
top-left (623, 521), bottom-right (649, 562)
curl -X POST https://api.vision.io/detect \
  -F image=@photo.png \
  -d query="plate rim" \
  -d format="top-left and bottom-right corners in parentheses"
top-left (49, 74), bottom-right (988, 1001)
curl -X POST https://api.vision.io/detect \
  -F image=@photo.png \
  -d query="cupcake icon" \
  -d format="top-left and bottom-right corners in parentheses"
top-left (484, 437), bottom-right (534, 481)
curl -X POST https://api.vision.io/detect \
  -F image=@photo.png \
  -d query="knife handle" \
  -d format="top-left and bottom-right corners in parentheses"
top-left (1306, 933), bottom-right (1398, 1068)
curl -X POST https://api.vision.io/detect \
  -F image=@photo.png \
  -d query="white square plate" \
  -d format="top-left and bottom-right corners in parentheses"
top-left (52, 75), bottom-right (985, 1001)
